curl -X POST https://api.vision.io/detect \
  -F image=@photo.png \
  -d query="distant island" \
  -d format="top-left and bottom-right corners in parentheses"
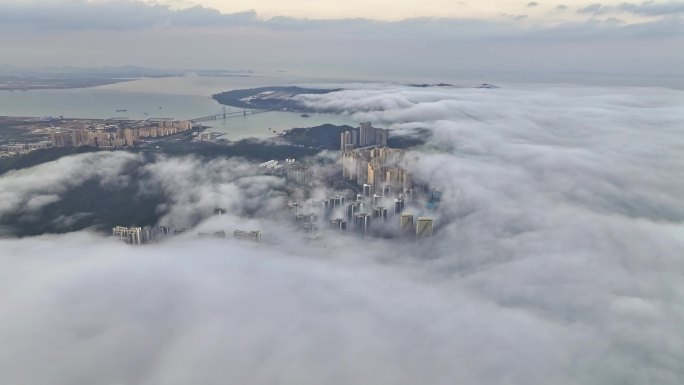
top-left (212, 86), bottom-right (341, 112)
top-left (0, 66), bottom-right (255, 90)
top-left (408, 83), bottom-right (500, 89)
top-left (409, 83), bottom-right (454, 88)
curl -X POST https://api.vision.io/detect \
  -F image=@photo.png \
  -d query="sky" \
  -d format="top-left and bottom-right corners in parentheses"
top-left (145, 0), bottom-right (677, 22)
top-left (0, 0), bottom-right (683, 78)
top-left (1, 83), bottom-right (684, 384)
top-left (151, 0), bottom-right (637, 20)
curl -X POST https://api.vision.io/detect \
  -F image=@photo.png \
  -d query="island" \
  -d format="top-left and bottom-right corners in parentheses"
top-left (212, 86), bottom-right (341, 112)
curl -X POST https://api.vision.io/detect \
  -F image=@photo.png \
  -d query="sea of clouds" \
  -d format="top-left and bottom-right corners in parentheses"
top-left (1, 83), bottom-right (683, 384)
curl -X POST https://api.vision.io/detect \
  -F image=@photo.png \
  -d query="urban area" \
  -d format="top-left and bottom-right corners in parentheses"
top-left (113, 122), bottom-right (441, 245)
top-left (0, 117), bottom-right (194, 157)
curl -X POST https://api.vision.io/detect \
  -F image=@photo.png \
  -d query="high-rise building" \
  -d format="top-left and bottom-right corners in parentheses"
top-left (382, 185), bottom-right (392, 199)
top-left (400, 213), bottom-right (414, 236)
top-left (354, 213), bottom-right (371, 235)
top-left (303, 223), bottom-right (319, 234)
top-left (330, 218), bottom-right (347, 231)
top-left (332, 195), bottom-right (345, 209)
top-left (143, 226), bottom-right (169, 243)
top-left (363, 184), bottom-right (372, 198)
top-left (288, 202), bottom-right (301, 212)
top-left (372, 206), bottom-right (388, 221)
top-left (112, 226), bottom-right (128, 242)
top-left (50, 131), bottom-right (73, 147)
top-left (345, 202), bottom-right (359, 220)
top-left (233, 230), bottom-right (262, 242)
top-left (298, 213), bottom-right (318, 224)
top-left (198, 230), bottom-right (226, 239)
top-left (213, 208), bottom-right (227, 215)
top-left (427, 189), bottom-right (443, 210)
top-left (341, 122), bottom-right (389, 152)
top-left (394, 198), bottom-right (405, 214)
top-left (416, 217), bottom-right (434, 239)
top-left (404, 188), bottom-right (414, 202)
top-left (113, 226), bottom-right (143, 244)
top-left (373, 194), bottom-right (381, 207)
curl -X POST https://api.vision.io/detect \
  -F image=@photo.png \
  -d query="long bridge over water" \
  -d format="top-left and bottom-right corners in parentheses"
top-left (190, 107), bottom-right (271, 123)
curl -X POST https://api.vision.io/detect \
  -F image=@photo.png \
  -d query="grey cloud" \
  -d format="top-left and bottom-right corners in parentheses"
top-left (0, 0), bottom-right (683, 43)
top-left (0, 0), bottom-right (256, 31)
top-left (527, 2), bottom-right (540, 6)
top-left (576, 1), bottom-right (684, 17)
top-left (557, 4), bottom-right (569, 10)
top-left (619, 1), bottom-right (684, 15)
top-left (0, 152), bottom-right (292, 235)
top-left (0, 151), bottom-right (139, 219)
top-left (577, 3), bottom-right (612, 14)
top-left (139, 156), bottom-right (288, 228)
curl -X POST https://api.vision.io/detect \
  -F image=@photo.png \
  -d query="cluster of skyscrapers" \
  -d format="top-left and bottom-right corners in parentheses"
top-left (343, 146), bottom-right (411, 190)
top-left (340, 122), bottom-right (388, 151)
top-left (286, 122), bottom-right (436, 239)
top-left (289, 191), bottom-right (433, 239)
top-left (51, 120), bottom-right (192, 148)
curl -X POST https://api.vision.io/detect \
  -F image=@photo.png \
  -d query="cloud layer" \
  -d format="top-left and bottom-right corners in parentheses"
top-left (1, 83), bottom-right (684, 384)
top-left (0, 0), bottom-right (683, 76)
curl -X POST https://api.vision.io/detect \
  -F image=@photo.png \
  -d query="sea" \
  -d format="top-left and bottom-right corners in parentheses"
top-left (0, 73), bottom-right (355, 140)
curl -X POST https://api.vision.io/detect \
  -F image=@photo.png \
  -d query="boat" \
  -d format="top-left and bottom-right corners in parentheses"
top-left (116, 109), bottom-right (127, 112)
top-left (300, 114), bottom-right (311, 118)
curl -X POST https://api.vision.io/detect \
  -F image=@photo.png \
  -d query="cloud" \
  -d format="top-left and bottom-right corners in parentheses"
top-left (576, 1), bottom-right (684, 17)
top-left (0, 0), bottom-right (682, 41)
top-left (0, 151), bottom-right (140, 220)
top-left (618, 1), bottom-right (684, 16)
top-left (1, 83), bottom-right (684, 384)
top-left (0, 0), bottom-right (257, 31)
top-left (0, 152), bottom-right (296, 235)
top-left (139, 155), bottom-right (288, 228)
top-left (577, 3), bottom-right (612, 15)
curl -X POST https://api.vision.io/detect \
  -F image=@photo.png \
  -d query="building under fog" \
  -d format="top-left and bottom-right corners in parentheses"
top-left (330, 218), bottom-right (347, 231)
top-left (400, 213), bottom-right (415, 236)
top-left (343, 146), bottom-right (411, 192)
top-left (113, 226), bottom-right (169, 244)
top-left (113, 226), bottom-right (143, 244)
top-left (416, 217), bottom-right (434, 239)
top-left (233, 230), bottom-right (262, 242)
top-left (354, 213), bottom-right (371, 235)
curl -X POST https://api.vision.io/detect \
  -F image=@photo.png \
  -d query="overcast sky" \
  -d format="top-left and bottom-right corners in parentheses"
top-left (142, 0), bottom-right (682, 21)
top-left (0, 0), bottom-right (683, 80)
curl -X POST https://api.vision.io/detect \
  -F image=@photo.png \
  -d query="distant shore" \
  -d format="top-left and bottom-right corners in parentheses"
top-left (0, 77), bottom-right (139, 91)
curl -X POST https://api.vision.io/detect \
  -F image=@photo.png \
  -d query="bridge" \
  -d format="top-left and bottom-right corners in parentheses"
top-left (190, 107), bottom-right (272, 123)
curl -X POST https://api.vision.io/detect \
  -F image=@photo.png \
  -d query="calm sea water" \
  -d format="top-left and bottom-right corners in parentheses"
top-left (0, 74), bottom-right (355, 140)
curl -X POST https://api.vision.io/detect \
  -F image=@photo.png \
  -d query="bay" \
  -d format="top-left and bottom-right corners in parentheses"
top-left (0, 74), bottom-right (355, 140)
